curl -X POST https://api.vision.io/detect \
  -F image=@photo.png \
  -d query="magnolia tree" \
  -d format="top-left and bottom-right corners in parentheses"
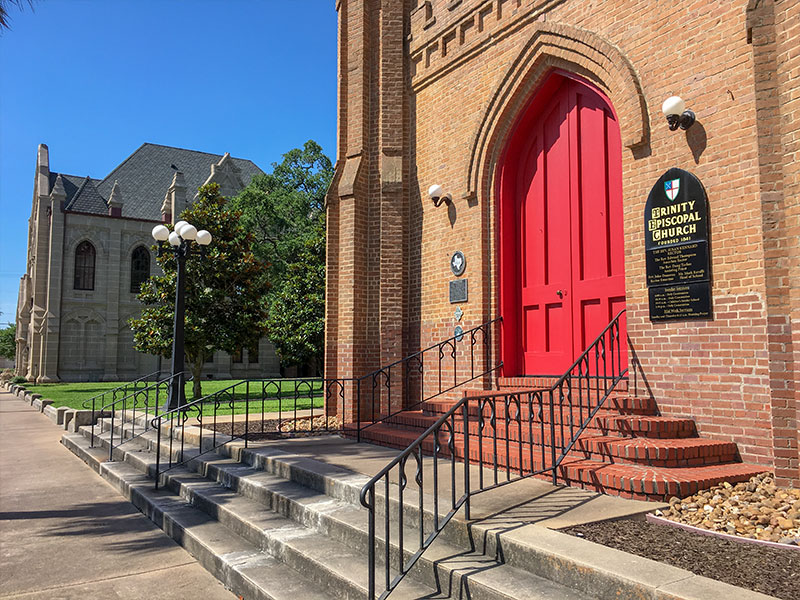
top-left (231, 141), bottom-right (331, 373)
top-left (130, 183), bottom-right (270, 400)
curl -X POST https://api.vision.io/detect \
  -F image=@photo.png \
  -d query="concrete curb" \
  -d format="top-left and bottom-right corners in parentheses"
top-left (646, 513), bottom-right (800, 551)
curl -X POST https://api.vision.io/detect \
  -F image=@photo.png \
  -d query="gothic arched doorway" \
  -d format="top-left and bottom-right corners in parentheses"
top-left (498, 71), bottom-right (627, 376)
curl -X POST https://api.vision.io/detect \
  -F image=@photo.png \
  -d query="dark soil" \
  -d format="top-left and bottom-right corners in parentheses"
top-left (564, 518), bottom-right (800, 599)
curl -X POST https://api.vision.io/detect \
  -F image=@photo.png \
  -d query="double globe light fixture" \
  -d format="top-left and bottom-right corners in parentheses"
top-left (151, 220), bottom-right (212, 248)
top-left (150, 221), bottom-right (213, 410)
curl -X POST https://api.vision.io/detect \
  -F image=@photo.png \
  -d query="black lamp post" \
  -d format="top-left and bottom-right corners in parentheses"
top-left (151, 221), bottom-right (213, 411)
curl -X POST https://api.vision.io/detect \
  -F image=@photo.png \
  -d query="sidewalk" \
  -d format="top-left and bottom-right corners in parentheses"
top-left (0, 390), bottom-right (235, 599)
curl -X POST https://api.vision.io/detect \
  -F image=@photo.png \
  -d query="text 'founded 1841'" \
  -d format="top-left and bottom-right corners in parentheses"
top-left (645, 168), bottom-right (712, 321)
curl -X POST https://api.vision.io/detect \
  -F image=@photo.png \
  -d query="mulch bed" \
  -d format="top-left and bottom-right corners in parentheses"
top-left (563, 518), bottom-right (800, 599)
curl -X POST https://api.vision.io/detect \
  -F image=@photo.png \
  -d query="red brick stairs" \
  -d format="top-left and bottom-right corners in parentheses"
top-left (356, 377), bottom-right (767, 501)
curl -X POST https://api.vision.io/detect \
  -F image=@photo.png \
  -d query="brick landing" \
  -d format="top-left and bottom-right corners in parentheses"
top-left (355, 382), bottom-right (766, 501)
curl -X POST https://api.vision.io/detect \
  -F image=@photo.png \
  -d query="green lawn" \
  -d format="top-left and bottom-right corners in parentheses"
top-left (20, 379), bottom-right (323, 414)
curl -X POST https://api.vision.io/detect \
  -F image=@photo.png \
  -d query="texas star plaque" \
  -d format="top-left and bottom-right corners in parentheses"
top-left (450, 251), bottom-right (466, 276)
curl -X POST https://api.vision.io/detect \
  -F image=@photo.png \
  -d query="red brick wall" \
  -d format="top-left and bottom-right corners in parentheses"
top-left (327, 0), bottom-right (800, 485)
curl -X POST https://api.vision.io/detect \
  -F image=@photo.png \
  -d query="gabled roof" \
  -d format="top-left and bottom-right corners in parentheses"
top-left (65, 177), bottom-right (109, 214)
top-left (93, 143), bottom-right (263, 220)
top-left (50, 143), bottom-right (263, 220)
top-left (47, 172), bottom-right (87, 205)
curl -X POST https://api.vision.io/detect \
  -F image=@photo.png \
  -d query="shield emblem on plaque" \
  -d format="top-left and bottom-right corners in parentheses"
top-left (664, 178), bottom-right (680, 201)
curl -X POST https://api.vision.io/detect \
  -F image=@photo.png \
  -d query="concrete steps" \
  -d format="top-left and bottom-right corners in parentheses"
top-left (63, 419), bottom-right (599, 600)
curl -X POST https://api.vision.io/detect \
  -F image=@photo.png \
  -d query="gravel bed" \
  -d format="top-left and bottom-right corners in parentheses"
top-left (655, 473), bottom-right (800, 543)
top-left (564, 515), bottom-right (800, 599)
top-left (205, 416), bottom-right (342, 440)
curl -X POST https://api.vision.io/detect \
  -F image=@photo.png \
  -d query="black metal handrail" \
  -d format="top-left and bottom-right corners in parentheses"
top-left (354, 317), bottom-right (502, 439)
top-left (145, 317), bottom-right (504, 483)
top-left (149, 377), bottom-right (358, 486)
top-left (359, 310), bottom-right (627, 600)
top-left (89, 371), bottom-right (188, 455)
top-left (81, 370), bottom-right (162, 409)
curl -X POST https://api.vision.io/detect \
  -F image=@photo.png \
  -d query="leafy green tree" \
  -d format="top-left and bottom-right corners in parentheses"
top-left (130, 183), bottom-right (270, 399)
top-left (231, 141), bottom-right (332, 372)
top-left (0, 323), bottom-right (15, 360)
top-left (266, 227), bottom-right (326, 373)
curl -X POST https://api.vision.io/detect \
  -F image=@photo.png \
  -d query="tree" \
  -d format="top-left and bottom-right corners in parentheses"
top-left (266, 227), bottom-right (325, 373)
top-left (130, 183), bottom-right (270, 400)
top-left (0, 323), bottom-right (15, 360)
top-left (231, 141), bottom-right (332, 373)
top-left (0, 0), bottom-right (33, 31)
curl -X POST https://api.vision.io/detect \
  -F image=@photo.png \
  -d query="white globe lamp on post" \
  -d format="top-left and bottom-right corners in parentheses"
top-left (150, 220), bottom-right (213, 410)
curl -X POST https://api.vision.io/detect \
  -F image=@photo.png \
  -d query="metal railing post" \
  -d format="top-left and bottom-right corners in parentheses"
top-left (549, 388), bottom-right (557, 486)
top-left (462, 399), bottom-right (471, 520)
top-left (154, 416), bottom-right (161, 490)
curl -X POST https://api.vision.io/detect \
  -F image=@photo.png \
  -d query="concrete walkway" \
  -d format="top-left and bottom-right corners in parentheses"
top-left (0, 391), bottom-right (235, 599)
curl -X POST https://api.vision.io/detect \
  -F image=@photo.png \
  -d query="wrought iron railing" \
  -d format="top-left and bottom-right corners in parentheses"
top-left (146, 318), bottom-right (503, 483)
top-left (149, 377), bottom-right (358, 486)
top-left (354, 317), bottom-right (502, 440)
top-left (359, 310), bottom-right (627, 600)
top-left (88, 372), bottom-right (187, 454)
top-left (82, 370), bottom-right (163, 411)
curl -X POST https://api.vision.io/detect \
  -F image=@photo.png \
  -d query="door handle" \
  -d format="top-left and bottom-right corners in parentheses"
top-left (556, 290), bottom-right (564, 298)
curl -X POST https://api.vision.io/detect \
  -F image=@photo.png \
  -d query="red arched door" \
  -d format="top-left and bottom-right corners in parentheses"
top-left (499, 72), bottom-right (627, 376)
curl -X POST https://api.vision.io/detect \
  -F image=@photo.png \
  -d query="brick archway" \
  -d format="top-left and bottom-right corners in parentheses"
top-left (463, 22), bottom-right (649, 205)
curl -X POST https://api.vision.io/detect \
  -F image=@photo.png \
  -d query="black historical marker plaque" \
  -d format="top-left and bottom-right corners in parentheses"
top-left (449, 279), bottom-right (468, 303)
top-left (645, 168), bottom-right (712, 320)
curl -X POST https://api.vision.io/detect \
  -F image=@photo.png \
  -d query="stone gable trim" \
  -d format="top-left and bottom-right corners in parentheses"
top-left (463, 22), bottom-right (649, 202)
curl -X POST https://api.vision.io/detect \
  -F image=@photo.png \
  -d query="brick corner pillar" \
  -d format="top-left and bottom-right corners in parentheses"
top-left (325, 0), bottom-right (411, 423)
top-left (377, 0), bottom-right (408, 415)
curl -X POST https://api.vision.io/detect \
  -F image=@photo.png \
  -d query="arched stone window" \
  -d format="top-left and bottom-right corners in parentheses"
top-left (130, 246), bottom-right (150, 293)
top-left (74, 241), bottom-right (96, 290)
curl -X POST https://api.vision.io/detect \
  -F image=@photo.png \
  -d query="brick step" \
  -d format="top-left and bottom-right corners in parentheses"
top-left (595, 416), bottom-right (696, 438)
top-left (381, 409), bottom-right (689, 442)
top-left (363, 416), bottom-right (735, 468)
top-left (423, 394), bottom-right (658, 418)
top-left (558, 460), bottom-right (766, 500)
top-left (574, 436), bottom-right (739, 467)
top-left (352, 424), bottom-right (762, 500)
top-left (496, 377), bottom-right (629, 393)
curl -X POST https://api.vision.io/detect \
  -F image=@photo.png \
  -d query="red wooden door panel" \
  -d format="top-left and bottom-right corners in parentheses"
top-left (567, 81), bottom-right (628, 373)
top-left (519, 88), bottom-right (573, 374)
top-left (499, 72), bottom-right (627, 376)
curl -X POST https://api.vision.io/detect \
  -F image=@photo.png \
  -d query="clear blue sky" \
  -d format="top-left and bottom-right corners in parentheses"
top-left (0, 0), bottom-right (337, 324)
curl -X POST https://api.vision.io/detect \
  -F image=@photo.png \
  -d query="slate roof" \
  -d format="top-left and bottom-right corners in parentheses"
top-left (48, 173), bottom-right (87, 206)
top-left (53, 143), bottom-right (263, 221)
top-left (66, 178), bottom-right (109, 214)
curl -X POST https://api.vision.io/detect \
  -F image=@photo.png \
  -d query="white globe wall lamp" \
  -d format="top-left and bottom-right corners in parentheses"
top-left (662, 96), bottom-right (696, 131)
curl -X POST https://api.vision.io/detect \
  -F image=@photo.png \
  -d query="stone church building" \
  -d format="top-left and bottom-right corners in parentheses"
top-left (16, 143), bottom-right (280, 383)
top-left (325, 0), bottom-right (799, 488)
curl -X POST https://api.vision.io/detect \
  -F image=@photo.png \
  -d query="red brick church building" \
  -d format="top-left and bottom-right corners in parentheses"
top-left (324, 0), bottom-right (799, 489)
